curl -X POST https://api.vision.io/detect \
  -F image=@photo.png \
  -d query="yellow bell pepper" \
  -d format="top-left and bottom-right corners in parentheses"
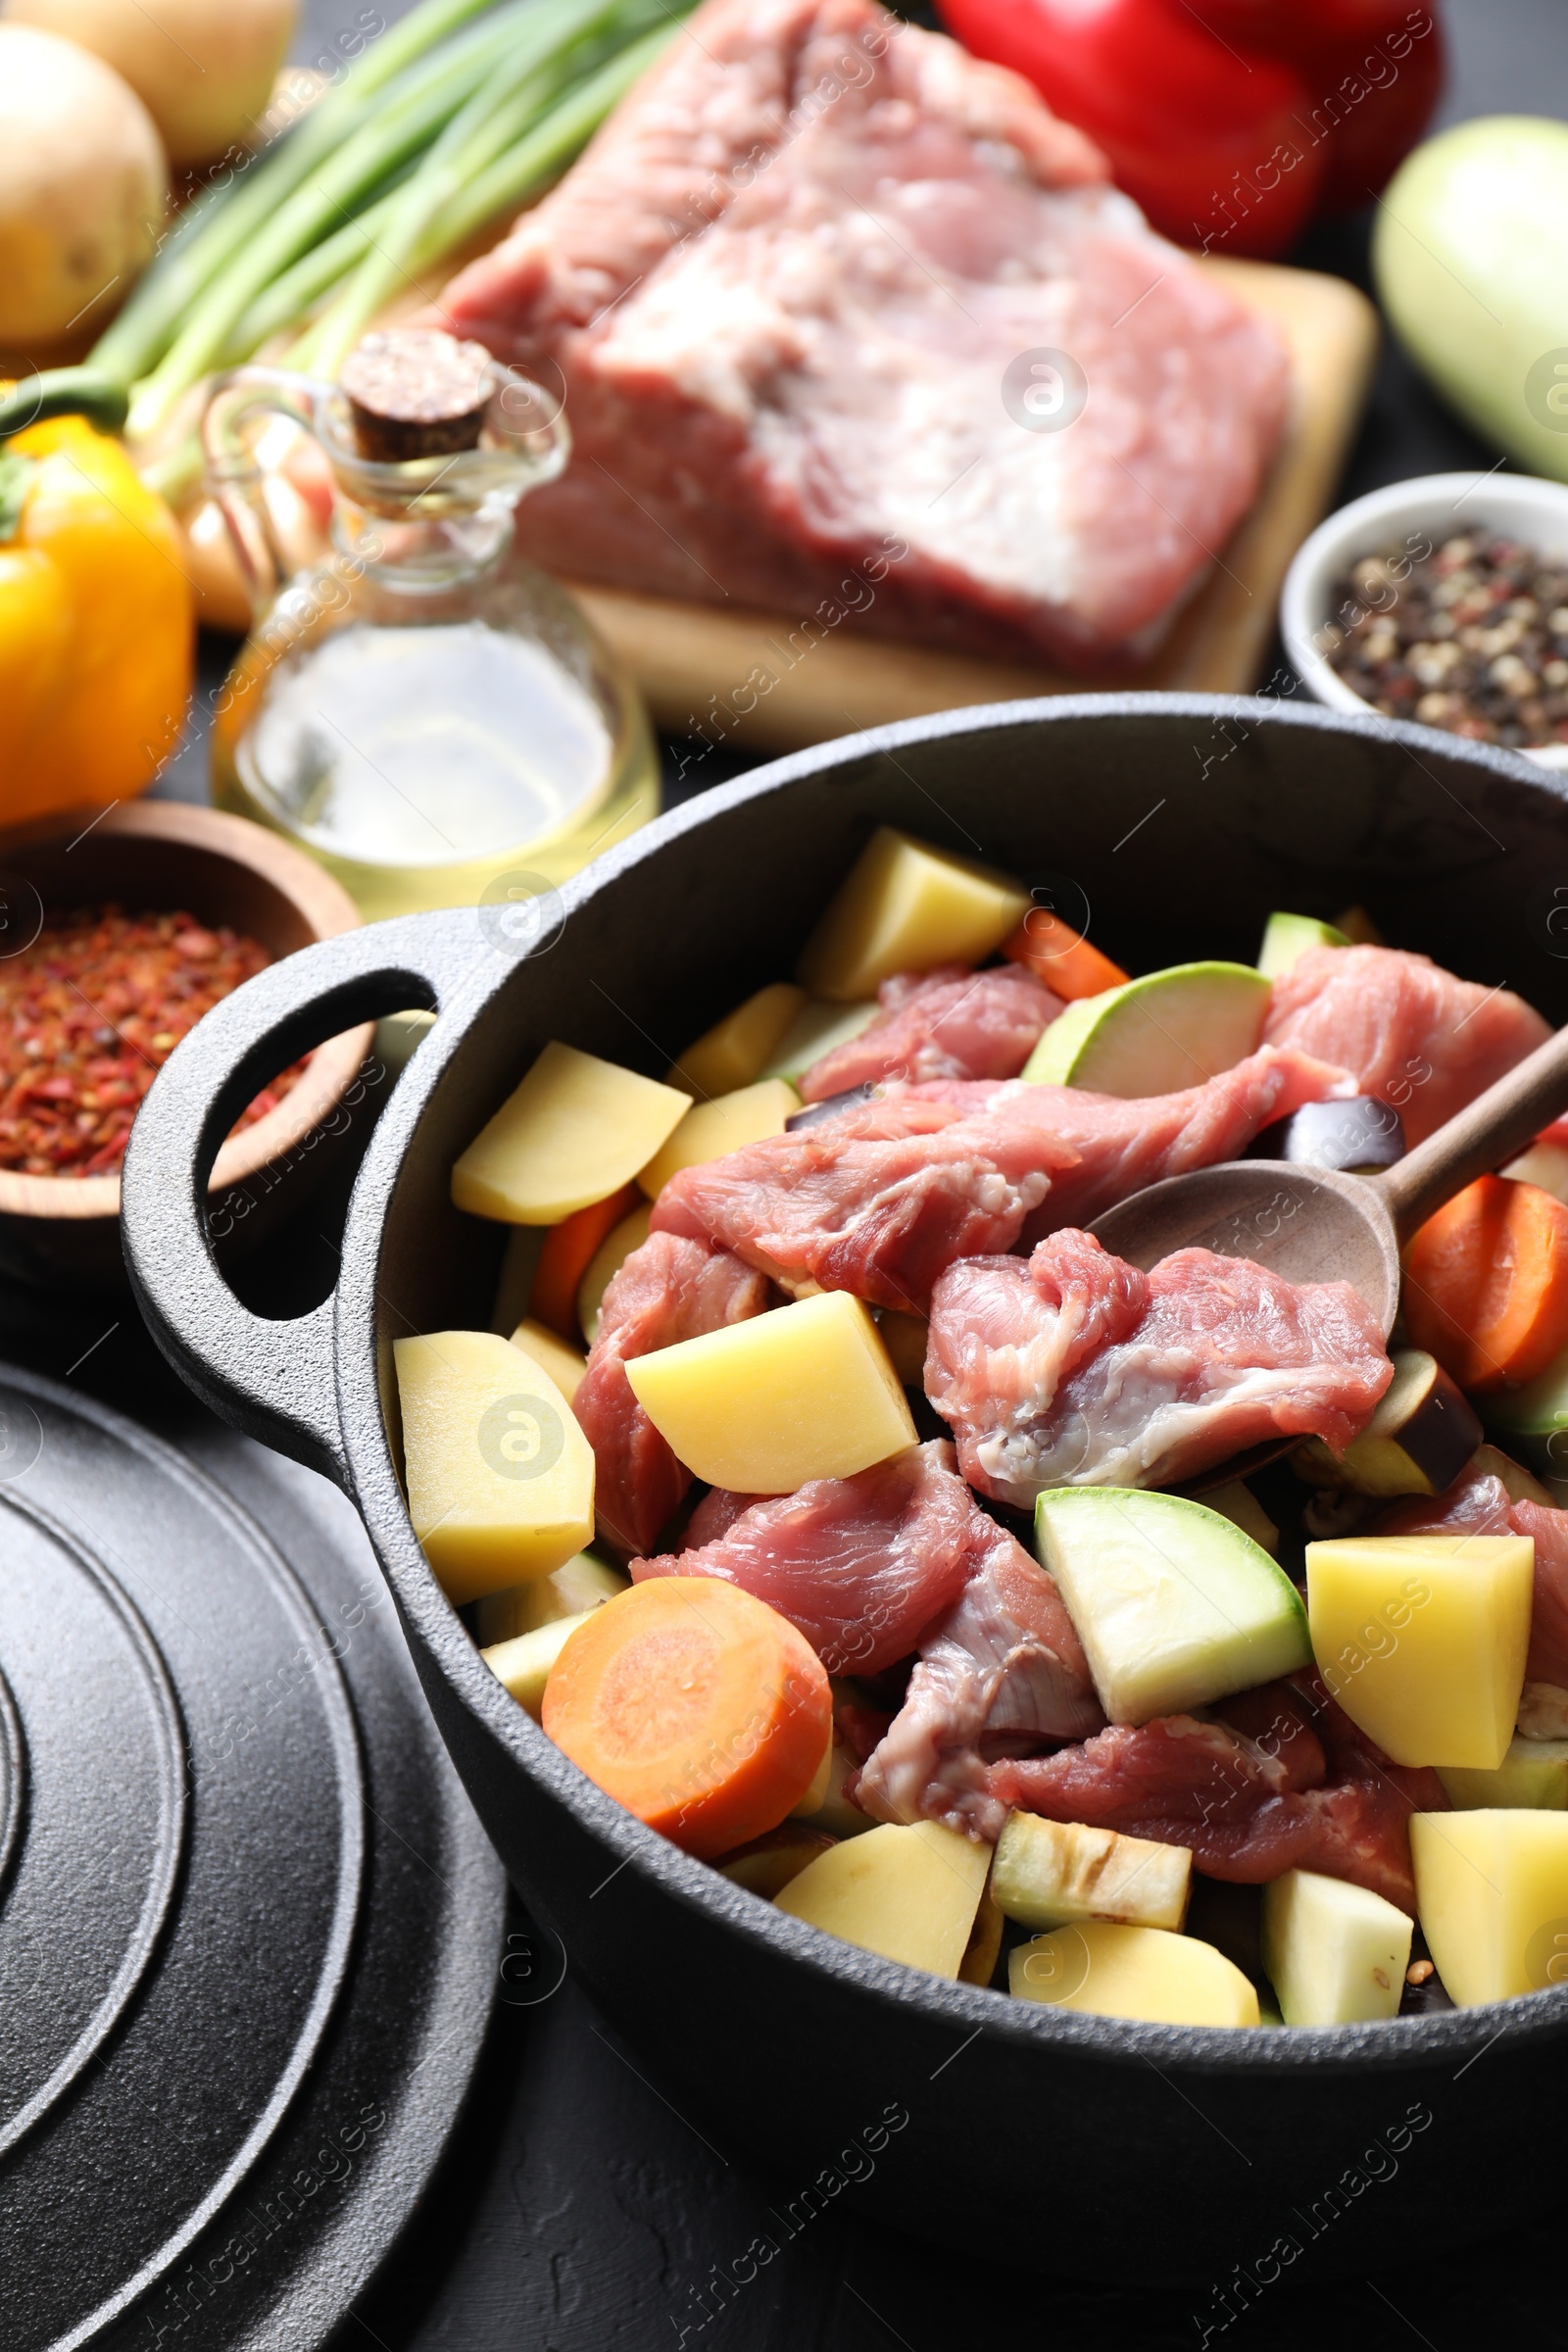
top-left (0, 411), bottom-right (193, 824)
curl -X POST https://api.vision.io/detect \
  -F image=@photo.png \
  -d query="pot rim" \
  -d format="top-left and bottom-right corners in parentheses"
top-left (335, 689), bottom-right (1568, 2073)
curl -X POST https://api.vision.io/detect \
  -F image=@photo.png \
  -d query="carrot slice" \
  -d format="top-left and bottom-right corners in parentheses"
top-left (542, 1577), bottom-right (832, 1857)
top-left (1403, 1175), bottom-right (1568, 1393)
top-left (1003, 909), bottom-right (1129, 1001)
top-left (530, 1181), bottom-right (642, 1342)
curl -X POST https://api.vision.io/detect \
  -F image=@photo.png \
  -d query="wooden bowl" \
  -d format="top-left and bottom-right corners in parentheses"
top-left (0, 801), bottom-right (374, 1290)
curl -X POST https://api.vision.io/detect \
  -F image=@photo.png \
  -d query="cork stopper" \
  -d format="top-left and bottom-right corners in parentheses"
top-left (338, 327), bottom-right (495, 462)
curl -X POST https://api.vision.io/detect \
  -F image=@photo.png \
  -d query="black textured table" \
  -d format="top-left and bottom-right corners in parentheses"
top-left (120, 1), bottom-right (1568, 2344)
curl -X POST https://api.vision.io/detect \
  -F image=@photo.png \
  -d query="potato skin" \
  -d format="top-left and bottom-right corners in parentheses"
top-left (6, 0), bottom-right (297, 167)
top-left (0, 24), bottom-right (166, 343)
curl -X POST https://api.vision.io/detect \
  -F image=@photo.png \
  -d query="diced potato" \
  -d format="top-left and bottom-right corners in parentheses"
top-left (797, 825), bottom-right (1031, 1002)
top-left (1260, 1869), bottom-right (1411, 2026)
top-left (474, 1551), bottom-right (629, 1646)
top-left (718, 1825), bottom-right (836, 1899)
top-left (1305, 1535), bottom-right (1534, 1769)
top-left (1411, 1808), bottom-right (1568, 2005)
top-left (668, 982), bottom-right (807, 1099)
top-left (394, 1330), bottom-right (596, 1605)
top-left (576, 1204), bottom-right (653, 1348)
top-left (991, 1812), bottom-right (1192, 1934)
top-left (792, 1731), bottom-right (875, 1838)
top-left (958, 1884), bottom-right (1004, 1987)
top-left (1009, 1921), bottom-right (1259, 2027)
top-left (637, 1077), bottom-right (801, 1200)
top-left (508, 1316), bottom-right (587, 1404)
top-left (482, 1611), bottom-right (593, 1719)
top-left (760, 997), bottom-right (878, 1082)
top-left (789, 1730), bottom-right (834, 1819)
top-left (1202, 1479), bottom-right (1280, 1556)
top-left (1439, 1737), bottom-right (1568, 1810)
top-left (626, 1290), bottom-right (917, 1492)
top-left (452, 1042), bottom-right (690, 1223)
top-left (774, 1820), bottom-right (990, 1978)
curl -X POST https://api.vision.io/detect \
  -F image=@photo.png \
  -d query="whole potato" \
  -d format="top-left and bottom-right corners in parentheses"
top-left (4, 0), bottom-right (298, 168)
top-left (0, 24), bottom-right (167, 346)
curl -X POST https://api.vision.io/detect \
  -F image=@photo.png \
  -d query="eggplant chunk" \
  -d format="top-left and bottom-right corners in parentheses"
top-left (1293, 1348), bottom-right (1483, 1496)
top-left (1247, 1095), bottom-right (1405, 1174)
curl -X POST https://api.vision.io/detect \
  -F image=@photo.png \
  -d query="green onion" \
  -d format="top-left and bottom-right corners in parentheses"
top-left (7, 0), bottom-right (687, 473)
top-left (128, 0), bottom-right (560, 438)
top-left (92, 0), bottom-right (505, 387)
top-left (419, 22), bottom-right (672, 263)
top-left (299, 0), bottom-right (664, 376)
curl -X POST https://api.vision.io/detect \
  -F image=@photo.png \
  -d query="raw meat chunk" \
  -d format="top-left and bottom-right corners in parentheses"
top-left (651, 1095), bottom-right (1075, 1313)
top-left (1262, 946), bottom-right (1549, 1148)
top-left (1003, 1045), bottom-right (1355, 1237)
top-left (652, 1045), bottom-right (1348, 1313)
top-left (634, 1437), bottom-right (1101, 1832)
top-left (926, 1229), bottom-right (1392, 1504)
top-left (887, 1044), bottom-right (1353, 1229)
top-left (799, 963), bottom-right (1061, 1101)
top-left (574, 1232), bottom-right (772, 1555)
top-left (855, 1512), bottom-right (1104, 1838)
top-left (1374, 1463), bottom-right (1568, 1732)
top-left (435, 0), bottom-right (1289, 667)
top-left (631, 1439), bottom-right (977, 1672)
top-left (991, 1671), bottom-right (1447, 1913)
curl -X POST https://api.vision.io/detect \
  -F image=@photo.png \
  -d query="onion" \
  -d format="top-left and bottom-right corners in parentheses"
top-left (0, 24), bottom-right (166, 345)
top-left (3, 0), bottom-right (298, 167)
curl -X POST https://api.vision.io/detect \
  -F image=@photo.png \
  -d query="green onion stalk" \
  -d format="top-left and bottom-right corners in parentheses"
top-left (0, 0), bottom-right (688, 468)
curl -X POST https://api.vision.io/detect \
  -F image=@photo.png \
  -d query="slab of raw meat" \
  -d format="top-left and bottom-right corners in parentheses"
top-left (434, 0), bottom-right (1289, 668)
top-left (926, 1228), bottom-right (1391, 1504)
top-left (855, 1511), bottom-right (1104, 1838)
top-left (575, 1232), bottom-right (773, 1554)
top-left (991, 1671), bottom-right (1447, 1913)
top-left (799, 964), bottom-right (1061, 1102)
top-left (651, 1045), bottom-right (1348, 1313)
top-left (1261, 946), bottom-right (1550, 1148)
top-left (1374, 1461), bottom-right (1568, 1735)
top-left (631, 1439), bottom-right (976, 1672)
top-left (650, 1094), bottom-right (1075, 1312)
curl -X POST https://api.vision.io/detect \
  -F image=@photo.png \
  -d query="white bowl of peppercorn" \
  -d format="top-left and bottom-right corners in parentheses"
top-left (1281, 469), bottom-right (1568, 767)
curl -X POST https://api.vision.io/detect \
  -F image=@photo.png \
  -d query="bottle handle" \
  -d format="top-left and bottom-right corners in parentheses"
top-left (201, 366), bottom-right (332, 619)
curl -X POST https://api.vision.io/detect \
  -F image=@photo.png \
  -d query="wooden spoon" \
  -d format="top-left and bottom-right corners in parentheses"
top-left (1087, 1021), bottom-right (1568, 1487)
top-left (1091, 1020), bottom-right (1568, 1322)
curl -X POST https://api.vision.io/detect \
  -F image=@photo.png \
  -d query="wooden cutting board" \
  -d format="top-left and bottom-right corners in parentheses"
top-left (564, 257), bottom-right (1378, 756)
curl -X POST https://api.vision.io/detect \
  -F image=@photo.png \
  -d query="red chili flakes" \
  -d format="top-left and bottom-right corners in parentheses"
top-left (0, 906), bottom-right (306, 1179)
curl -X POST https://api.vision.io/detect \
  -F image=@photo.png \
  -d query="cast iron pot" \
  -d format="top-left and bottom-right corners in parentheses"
top-left (122, 696), bottom-right (1568, 2292)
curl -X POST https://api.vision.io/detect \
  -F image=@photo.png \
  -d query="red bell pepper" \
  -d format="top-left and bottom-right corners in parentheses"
top-left (1196, 0), bottom-right (1446, 215)
top-left (936, 0), bottom-right (1444, 258)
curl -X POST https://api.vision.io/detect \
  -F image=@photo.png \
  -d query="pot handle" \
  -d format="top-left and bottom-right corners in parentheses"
top-left (122, 909), bottom-right (484, 1486)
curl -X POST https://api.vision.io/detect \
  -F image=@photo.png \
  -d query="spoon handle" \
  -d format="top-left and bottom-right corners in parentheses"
top-left (1375, 1022), bottom-right (1568, 1243)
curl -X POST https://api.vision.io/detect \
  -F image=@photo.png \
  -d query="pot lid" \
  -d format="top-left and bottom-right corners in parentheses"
top-left (0, 1364), bottom-right (505, 2351)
